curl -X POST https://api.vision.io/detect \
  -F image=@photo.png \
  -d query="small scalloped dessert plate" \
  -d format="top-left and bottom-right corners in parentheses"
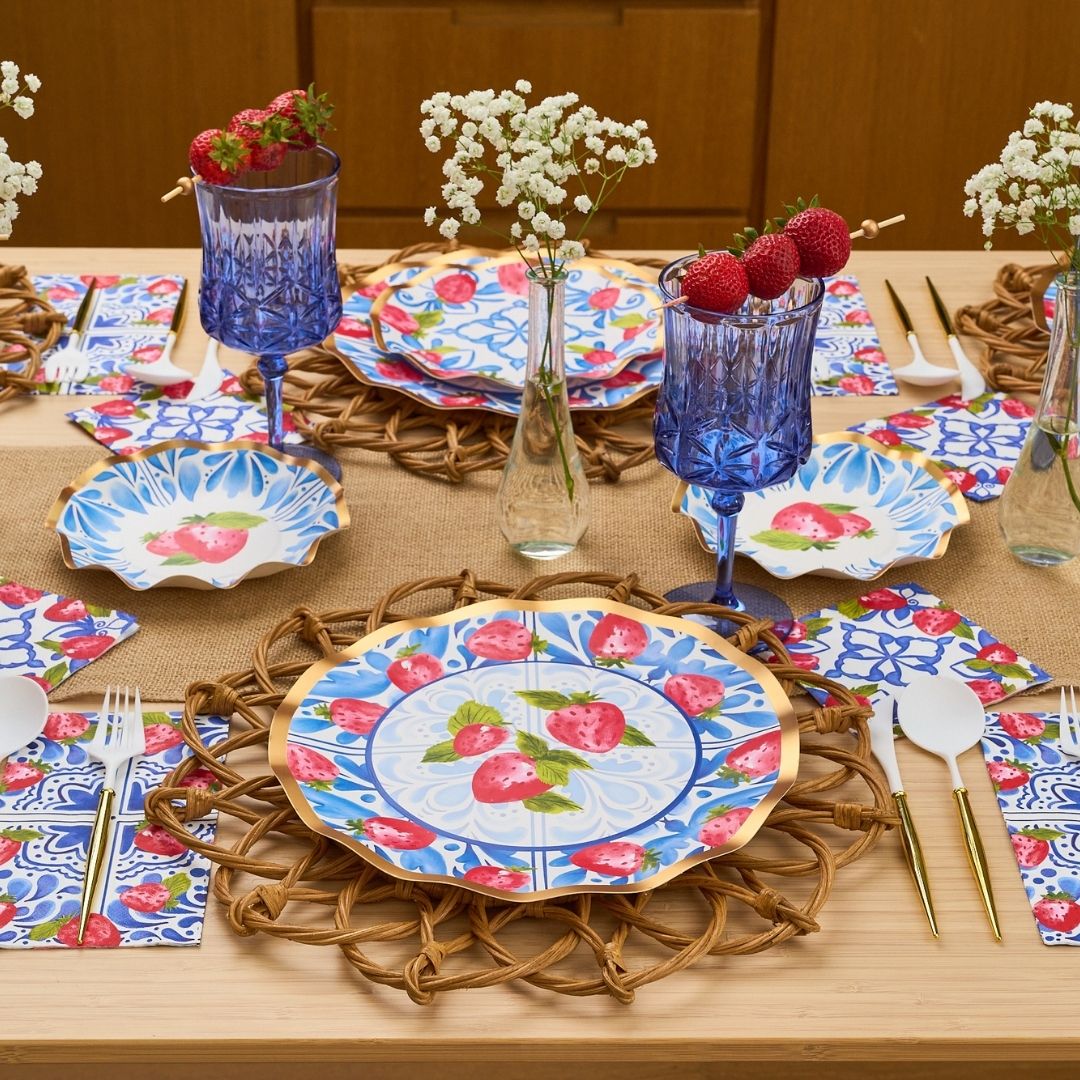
top-left (368, 253), bottom-right (663, 390)
top-left (674, 432), bottom-right (970, 581)
top-left (48, 441), bottom-right (349, 590)
top-left (269, 598), bottom-right (799, 901)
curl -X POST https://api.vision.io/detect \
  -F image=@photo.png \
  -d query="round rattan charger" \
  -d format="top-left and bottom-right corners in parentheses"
top-left (144, 570), bottom-right (895, 1005)
top-left (0, 263), bottom-right (66, 404)
top-left (237, 242), bottom-right (663, 484)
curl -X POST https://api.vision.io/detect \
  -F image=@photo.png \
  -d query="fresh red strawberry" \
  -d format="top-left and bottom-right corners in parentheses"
top-left (986, 759), bottom-right (1032, 791)
top-left (1011, 828), bottom-right (1064, 868)
top-left (378, 304), bottom-right (420, 335)
top-left (998, 712), bottom-right (1046, 741)
top-left (0, 828), bottom-right (41, 865)
top-left (587, 286), bottom-right (620, 310)
top-left (98, 374), bottom-right (134, 394)
top-left (997, 466), bottom-right (1013, 484)
top-left (0, 582), bottom-right (43, 607)
top-left (544, 694), bottom-right (627, 754)
top-left (44, 712), bottom-right (89, 743)
top-left (471, 751), bottom-right (552, 803)
top-left (318, 698), bottom-right (384, 735)
top-left (386, 645), bottom-right (443, 691)
top-left (782, 206), bottom-right (851, 277)
top-left (583, 348), bottom-right (617, 367)
top-left (134, 823), bottom-right (187, 857)
top-left (145, 278), bottom-right (180, 295)
top-left (130, 344), bottom-right (164, 363)
top-left (859, 589), bottom-right (907, 610)
top-left (92, 399), bottom-right (137, 418)
top-left (1034, 892), bottom-right (1080, 933)
top-left (336, 315), bottom-right (372, 339)
top-left (351, 816), bottom-right (436, 850)
top-left (770, 502), bottom-right (844, 541)
top-left (267, 84), bottom-right (335, 149)
top-left (836, 512), bottom-right (872, 538)
top-left (911, 607), bottom-right (962, 636)
top-left (465, 619), bottom-right (546, 661)
top-left (55, 634), bottom-right (115, 660)
top-left (682, 251), bottom-right (749, 314)
top-left (838, 374), bottom-right (875, 395)
top-left (587, 614), bottom-right (649, 667)
top-left (93, 426), bottom-right (131, 445)
top-left (462, 865), bottom-right (531, 891)
top-left (697, 804), bottom-right (753, 847)
top-left (887, 411), bottom-right (934, 429)
top-left (453, 723), bottom-right (509, 756)
top-left (144, 529), bottom-right (184, 557)
top-left (433, 273), bottom-right (477, 304)
top-left (375, 359), bottom-right (425, 382)
top-left (42, 597), bottom-right (87, 622)
top-left (55, 913), bottom-right (121, 948)
top-left (1, 760), bottom-right (49, 792)
top-left (144, 722), bottom-right (184, 755)
top-left (665, 673), bottom-right (725, 719)
top-left (286, 744), bottom-right (338, 787)
top-left (868, 429), bottom-right (902, 447)
top-left (497, 262), bottom-right (530, 295)
top-left (942, 468), bottom-right (977, 493)
top-left (0, 896), bottom-right (16, 928)
top-left (968, 678), bottom-right (1009, 705)
top-left (742, 233), bottom-right (800, 300)
top-left (1002, 399), bottom-right (1035, 419)
top-left (174, 520), bottom-right (250, 563)
top-left (719, 731), bottom-right (782, 781)
top-left (188, 127), bottom-right (250, 185)
top-left (570, 841), bottom-right (656, 877)
top-left (227, 107), bottom-right (291, 171)
top-left (977, 643), bottom-right (1017, 663)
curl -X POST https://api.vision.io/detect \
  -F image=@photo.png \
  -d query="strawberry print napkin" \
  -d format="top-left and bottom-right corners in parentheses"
top-left (0, 579), bottom-right (138, 692)
top-left (66, 373), bottom-right (306, 454)
top-left (0, 709), bottom-right (227, 948)
top-left (845, 392), bottom-right (1033, 501)
top-left (811, 276), bottom-right (898, 397)
top-left (783, 581), bottom-right (1051, 709)
top-left (982, 711), bottom-right (1080, 945)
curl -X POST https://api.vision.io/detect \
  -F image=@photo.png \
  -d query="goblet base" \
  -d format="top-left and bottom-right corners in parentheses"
top-left (664, 580), bottom-right (794, 641)
top-left (278, 443), bottom-right (343, 483)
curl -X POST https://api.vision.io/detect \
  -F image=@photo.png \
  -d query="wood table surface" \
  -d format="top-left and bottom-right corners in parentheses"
top-left (0, 247), bottom-right (1076, 1076)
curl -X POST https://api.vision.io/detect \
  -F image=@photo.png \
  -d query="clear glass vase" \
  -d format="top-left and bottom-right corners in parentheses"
top-left (999, 272), bottom-right (1080, 565)
top-left (496, 268), bottom-right (589, 558)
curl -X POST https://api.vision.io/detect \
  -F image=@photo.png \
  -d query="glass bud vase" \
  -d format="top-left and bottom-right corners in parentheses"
top-left (999, 272), bottom-right (1080, 565)
top-left (496, 268), bottom-right (589, 558)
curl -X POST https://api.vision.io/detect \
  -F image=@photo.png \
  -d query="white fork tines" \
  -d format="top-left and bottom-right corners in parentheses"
top-left (43, 335), bottom-right (92, 385)
top-left (1060, 686), bottom-right (1080, 758)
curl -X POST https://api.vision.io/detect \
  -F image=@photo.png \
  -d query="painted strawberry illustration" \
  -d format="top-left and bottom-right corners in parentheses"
top-left (0, 895), bottom-right (16, 928)
top-left (718, 731), bottom-right (782, 782)
top-left (120, 872), bottom-right (190, 913)
top-left (453, 723), bottom-right (508, 756)
top-left (0, 828), bottom-right (42, 865)
top-left (44, 712), bottom-right (90, 743)
top-left (0, 760), bottom-right (50, 793)
top-left (942, 468), bottom-right (977, 493)
top-left (423, 700), bottom-right (509, 762)
top-left (133, 823), bottom-right (187, 857)
top-left (569, 841), bottom-right (657, 877)
top-left (841, 308), bottom-right (872, 325)
top-left (588, 614), bottom-right (649, 667)
top-left (337, 316), bottom-right (373, 338)
top-left (92, 399), bottom-right (138, 418)
top-left (144, 308), bottom-right (174, 324)
top-left (664, 674), bottom-right (725, 719)
top-left (52, 913), bottom-right (121, 948)
top-left (42, 597), bottom-right (88, 622)
top-left (146, 277), bottom-right (181, 295)
top-left (471, 731), bottom-right (589, 812)
top-left (93, 425), bottom-right (132, 445)
top-left (316, 698), bottom-right (385, 735)
top-left (977, 643), bottom-right (1017, 663)
top-left (37, 634), bottom-right (116, 660)
top-left (886, 411), bottom-right (934, 429)
top-left (465, 619), bottom-right (547, 661)
top-left (143, 529), bottom-right (184, 556)
top-left (968, 678), bottom-right (1010, 705)
top-left (769, 502), bottom-right (844, 542)
top-left (0, 582), bottom-right (43, 607)
top-left (997, 466), bottom-right (1013, 484)
top-left (1002, 398), bottom-right (1035, 420)
top-left (583, 348), bottom-right (617, 367)
top-left (497, 261), bottom-right (529, 295)
top-left (836, 512), bottom-right (873, 539)
top-left (911, 607), bottom-right (963, 636)
top-left (286, 744), bottom-right (339, 789)
top-left (130, 344), bottom-right (164, 363)
top-left (868, 428), bottom-right (902, 447)
top-left (998, 712), bottom-right (1053, 743)
top-left (98, 374), bottom-right (134, 394)
top-left (1010, 828), bottom-right (1063, 868)
top-left (179, 767), bottom-right (220, 791)
top-left (387, 644), bottom-right (443, 691)
top-left (46, 284), bottom-right (80, 300)
top-left (462, 865), bottom-right (531, 891)
top-left (604, 367), bottom-right (647, 385)
top-left (588, 286), bottom-right (620, 310)
top-left (787, 622), bottom-right (807, 643)
top-left (698, 804), bottom-right (753, 847)
top-left (440, 394), bottom-right (488, 407)
top-left (349, 816), bottom-right (436, 850)
top-left (516, 689), bottom-right (652, 753)
top-left (434, 272), bottom-right (477, 304)
top-left (378, 303), bottom-right (420, 335)
top-left (827, 280), bottom-right (858, 296)
top-left (143, 718), bottom-right (185, 755)
top-left (854, 346), bottom-right (885, 363)
top-left (161, 380), bottom-right (195, 399)
top-left (986, 759), bottom-right (1032, 791)
top-left (858, 588), bottom-right (907, 610)
top-left (786, 653), bottom-right (819, 671)
top-left (171, 512), bottom-right (266, 564)
top-left (1033, 892), bottom-right (1080, 933)
top-left (377, 359), bottom-right (424, 382)
top-left (838, 374), bottom-right (875, 395)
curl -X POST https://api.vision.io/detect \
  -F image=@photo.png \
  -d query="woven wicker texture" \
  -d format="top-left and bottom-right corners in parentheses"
top-left (236, 243), bottom-right (662, 483)
top-left (0, 262), bottom-right (64, 404)
top-left (143, 570), bottom-right (894, 1005)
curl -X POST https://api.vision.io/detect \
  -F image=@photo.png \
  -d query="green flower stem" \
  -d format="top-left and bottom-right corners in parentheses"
top-left (533, 273), bottom-right (575, 501)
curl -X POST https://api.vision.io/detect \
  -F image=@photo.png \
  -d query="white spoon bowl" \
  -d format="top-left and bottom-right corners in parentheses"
top-left (0, 675), bottom-right (50, 760)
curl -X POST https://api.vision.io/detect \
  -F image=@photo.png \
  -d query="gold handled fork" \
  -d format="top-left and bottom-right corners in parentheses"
top-left (76, 685), bottom-right (145, 944)
top-left (43, 280), bottom-right (96, 385)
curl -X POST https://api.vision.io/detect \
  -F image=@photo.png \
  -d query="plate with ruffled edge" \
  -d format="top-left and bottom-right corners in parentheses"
top-left (366, 253), bottom-right (662, 390)
top-left (47, 441), bottom-right (348, 590)
top-left (269, 598), bottom-right (799, 901)
top-left (673, 432), bottom-right (970, 580)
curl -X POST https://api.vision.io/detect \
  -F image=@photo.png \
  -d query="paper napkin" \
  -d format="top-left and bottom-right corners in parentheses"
top-left (0, 710), bottom-right (227, 949)
top-left (783, 581), bottom-right (1051, 708)
top-left (0, 579), bottom-right (138, 692)
top-left (982, 711), bottom-right (1080, 945)
top-left (846, 392), bottom-right (1033, 501)
top-left (812, 276), bottom-right (898, 397)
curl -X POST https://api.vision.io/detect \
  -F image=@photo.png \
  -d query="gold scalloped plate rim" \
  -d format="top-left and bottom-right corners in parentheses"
top-left (671, 430), bottom-right (971, 581)
top-left (45, 439), bottom-right (351, 591)
top-left (268, 596), bottom-right (800, 904)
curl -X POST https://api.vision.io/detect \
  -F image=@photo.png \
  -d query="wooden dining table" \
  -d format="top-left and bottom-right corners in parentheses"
top-left (1, 246), bottom-right (1077, 1080)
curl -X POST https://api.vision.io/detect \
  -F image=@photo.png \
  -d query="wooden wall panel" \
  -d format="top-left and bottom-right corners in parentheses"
top-left (1, 0), bottom-right (300, 246)
top-left (764, 0), bottom-right (1077, 250)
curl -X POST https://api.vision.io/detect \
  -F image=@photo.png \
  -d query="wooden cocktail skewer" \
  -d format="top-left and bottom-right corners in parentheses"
top-left (161, 176), bottom-right (200, 203)
top-left (661, 213), bottom-right (907, 308)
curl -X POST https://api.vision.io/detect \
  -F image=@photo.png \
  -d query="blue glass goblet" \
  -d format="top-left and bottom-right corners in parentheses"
top-left (655, 255), bottom-right (825, 636)
top-left (194, 147), bottom-right (343, 479)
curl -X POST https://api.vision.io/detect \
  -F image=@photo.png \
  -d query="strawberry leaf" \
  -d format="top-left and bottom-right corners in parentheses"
top-left (704, 803), bottom-right (733, 821)
top-left (447, 700), bottom-right (503, 735)
top-left (421, 740), bottom-right (460, 763)
top-left (641, 849), bottom-right (661, 871)
top-left (541, 749), bottom-right (592, 771)
top-left (1018, 828), bottom-right (1066, 840)
top-left (990, 662), bottom-right (1031, 679)
top-left (201, 512), bottom-right (267, 529)
top-left (85, 603), bottom-right (113, 617)
top-left (803, 617), bottom-right (832, 638)
top-left (948, 621), bottom-right (974, 640)
top-left (530, 634), bottom-right (549, 654)
top-left (522, 793), bottom-right (582, 814)
top-left (314, 704), bottom-right (330, 720)
top-left (965, 658), bottom-right (992, 671)
top-left (36, 639), bottom-right (64, 652)
top-left (29, 917), bottom-right (66, 941)
top-left (620, 725), bottom-right (655, 747)
top-left (515, 690), bottom-right (571, 711)
top-left (836, 599), bottom-right (868, 619)
top-left (0, 828), bottom-right (42, 841)
top-left (535, 760), bottom-right (569, 787)
top-left (161, 553), bottom-right (201, 566)
top-left (716, 764), bottom-right (749, 784)
top-left (516, 730), bottom-right (550, 758)
top-left (820, 504), bottom-right (856, 513)
top-left (414, 310), bottom-right (444, 331)
top-left (566, 343), bottom-right (593, 354)
top-left (850, 684), bottom-right (880, 696)
top-left (165, 872), bottom-right (191, 899)
top-left (396, 644), bottom-right (421, 658)
top-left (610, 313), bottom-right (648, 329)
top-left (750, 529), bottom-right (817, 552)
top-left (41, 662), bottom-right (68, 686)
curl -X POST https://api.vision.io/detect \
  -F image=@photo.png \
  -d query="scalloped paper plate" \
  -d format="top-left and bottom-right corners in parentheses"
top-left (674, 432), bottom-right (970, 581)
top-left (269, 598), bottom-right (799, 901)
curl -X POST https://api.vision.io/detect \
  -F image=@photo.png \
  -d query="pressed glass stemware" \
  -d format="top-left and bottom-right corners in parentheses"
top-left (654, 255), bottom-right (825, 635)
top-left (194, 147), bottom-right (343, 478)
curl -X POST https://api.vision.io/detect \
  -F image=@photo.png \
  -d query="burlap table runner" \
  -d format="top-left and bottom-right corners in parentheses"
top-left (4, 444), bottom-right (1076, 700)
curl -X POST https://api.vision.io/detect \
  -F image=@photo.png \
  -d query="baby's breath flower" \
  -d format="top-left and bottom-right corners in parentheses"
top-left (438, 218), bottom-right (460, 239)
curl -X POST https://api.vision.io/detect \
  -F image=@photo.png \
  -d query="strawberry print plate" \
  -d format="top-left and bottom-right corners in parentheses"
top-left (270, 599), bottom-right (799, 900)
top-left (368, 254), bottom-right (662, 390)
top-left (48, 441), bottom-right (349, 590)
top-left (675, 432), bottom-right (969, 580)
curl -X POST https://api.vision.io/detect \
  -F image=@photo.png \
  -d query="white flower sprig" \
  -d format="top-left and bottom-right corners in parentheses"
top-left (964, 100), bottom-right (1080, 270)
top-left (0, 59), bottom-right (43, 239)
top-left (419, 80), bottom-right (656, 276)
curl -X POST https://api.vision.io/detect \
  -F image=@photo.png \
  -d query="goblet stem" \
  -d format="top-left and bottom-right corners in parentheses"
top-left (258, 354), bottom-right (288, 451)
top-left (710, 490), bottom-right (744, 609)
